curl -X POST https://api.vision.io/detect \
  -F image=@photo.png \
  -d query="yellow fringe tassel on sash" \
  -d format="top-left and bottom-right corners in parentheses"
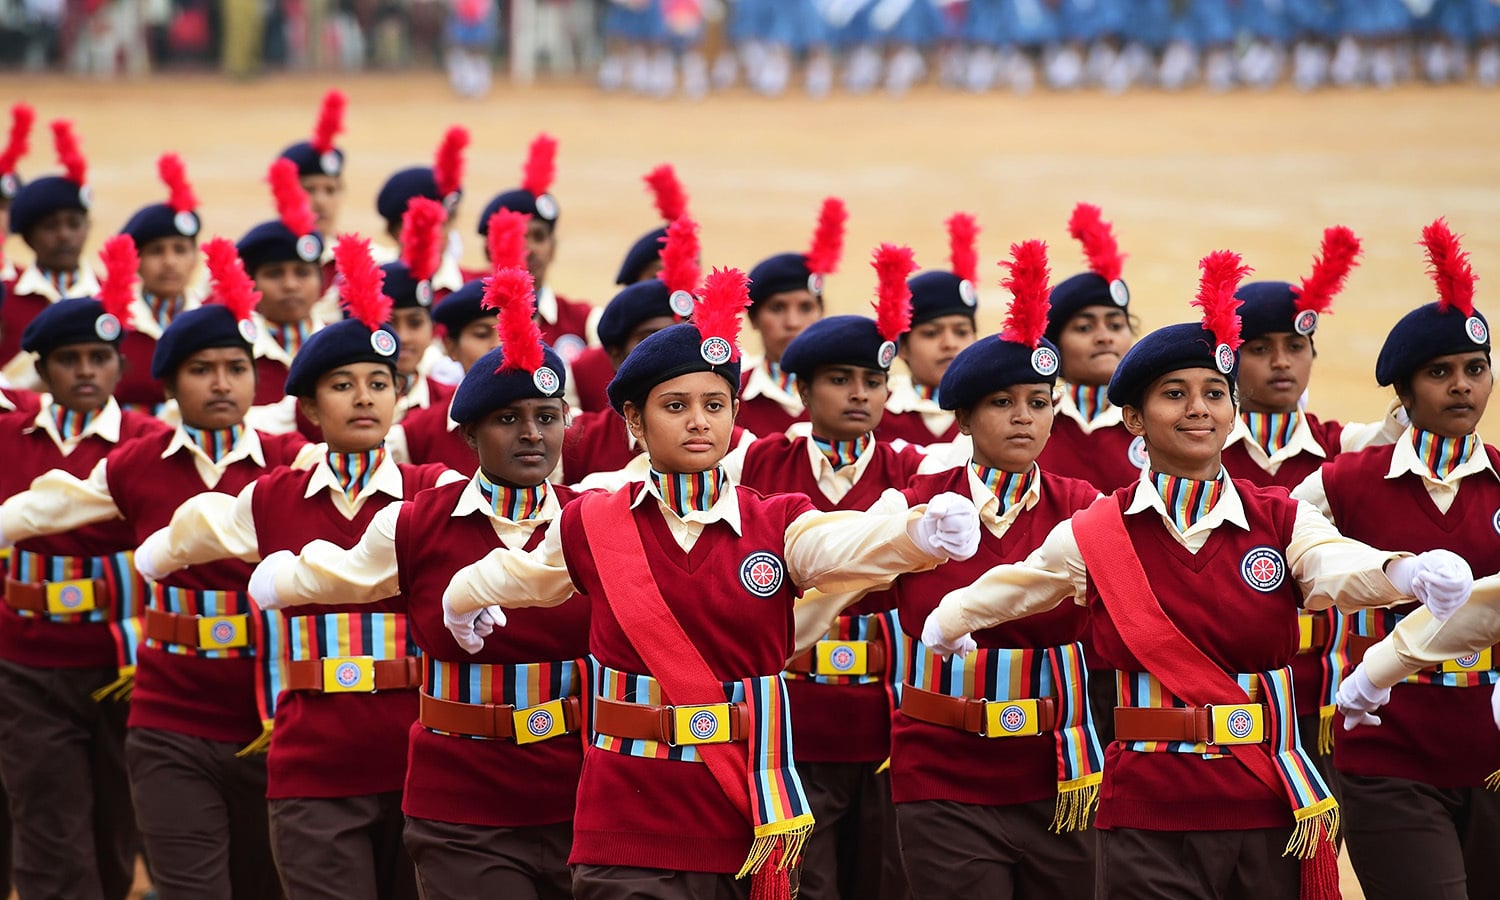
top-left (90, 666), bottom-right (135, 703)
top-left (1051, 774), bottom-right (1102, 834)
top-left (236, 719), bottom-right (275, 757)
top-left (737, 816), bottom-right (815, 879)
top-left (1317, 705), bottom-right (1336, 756)
top-left (1485, 769), bottom-right (1500, 791)
top-left (1284, 799), bottom-right (1340, 859)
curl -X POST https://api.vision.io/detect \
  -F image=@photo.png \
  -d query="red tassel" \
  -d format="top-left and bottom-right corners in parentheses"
top-left (203, 237), bottom-right (261, 322)
top-left (97, 235), bottom-right (138, 329)
top-left (51, 119), bottom-right (87, 187)
top-left (268, 158), bottom-right (317, 236)
top-left (1193, 250), bottom-right (1253, 353)
top-left (434, 126), bottom-right (469, 200)
top-left (748, 840), bottom-right (793, 900)
top-left (1295, 226), bottom-right (1361, 316)
top-left (947, 212), bottom-right (980, 285)
top-left (310, 89), bottom-right (346, 154)
top-left (804, 197), bottom-right (847, 277)
top-left (486, 209), bottom-right (530, 271)
top-left (157, 153), bottom-right (197, 215)
top-left (0, 102), bottom-right (34, 175)
top-left (400, 197), bottom-right (447, 283)
top-left (1421, 218), bottom-right (1477, 317)
top-left (484, 266), bottom-right (543, 373)
top-left (644, 163), bottom-right (688, 223)
top-left (658, 215), bottom-right (702, 302)
top-left (334, 234), bottom-right (391, 330)
top-left (999, 239), bottom-right (1051, 348)
top-left (520, 133), bottom-right (558, 198)
top-left (1067, 202), bottom-right (1125, 283)
top-left (871, 243), bottom-right (917, 343)
top-left (1299, 829), bottom-right (1342, 900)
top-left (695, 267), bottom-right (751, 363)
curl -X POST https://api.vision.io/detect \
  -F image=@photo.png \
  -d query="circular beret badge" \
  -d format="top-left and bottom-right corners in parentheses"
top-left (1214, 343), bottom-right (1236, 375)
top-left (998, 703), bottom-right (1028, 734)
top-left (700, 336), bottom-right (733, 366)
top-left (689, 708), bottom-right (720, 741)
top-left (532, 366), bottom-right (561, 396)
top-left (77, 183), bottom-right (94, 210)
top-left (320, 151), bottom-right (342, 176)
top-left (296, 234), bottom-right (323, 262)
top-left (1109, 278), bottom-right (1130, 307)
top-left (1030, 345), bottom-right (1060, 377)
top-left (1225, 708), bottom-right (1255, 740)
top-left (1467, 316), bottom-right (1488, 345)
top-left (877, 340), bottom-right (898, 370)
top-left (554, 333), bottom-right (585, 364)
top-left (209, 620), bottom-right (239, 646)
top-left (0, 172), bottom-right (18, 199)
top-left (1240, 546), bottom-right (1287, 593)
top-left (415, 280), bottom-right (435, 307)
top-left (959, 279), bottom-right (978, 308)
top-left (527, 708), bottom-right (555, 737)
top-left (739, 551), bottom-right (785, 598)
top-left (1127, 435), bottom-right (1149, 469)
top-left (370, 329), bottom-right (398, 357)
top-left (535, 193), bottom-right (559, 222)
top-left (237, 318), bottom-right (259, 344)
top-left (1294, 310), bottom-right (1319, 336)
top-left (94, 313), bottom-right (122, 342)
top-left (669, 290), bottom-right (696, 318)
top-left (334, 661), bottom-right (363, 689)
top-left (174, 210), bottom-right (201, 238)
top-left (807, 273), bottom-right (825, 295)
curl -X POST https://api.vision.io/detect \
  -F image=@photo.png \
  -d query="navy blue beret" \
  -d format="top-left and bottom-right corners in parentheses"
top-left (908, 270), bottom-right (978, 329)
top-left (9, 174), bottom-right (90, 237)
top-left (150, 306), bottom-right (255, 380)
top-left (597, 280), bottom-right (690, 350)
top-left (450, 343), bottom-right (568, 424)
top-left (1375, 303), bottom-right (1491, 387)
top-left (21, 296), bottom-right (124, 358)
top-left (616, 226), bottom-right (667, 286)
top-left (938, 335), bottom-right (1061, 412)
top-left (1045, 272), bottom-right (1130, 345)
top-left (606, 322), bottom-right (742, 414)
top-left (279, 141), bottom-right (344, 179)
top-left (478, 188), bottom-right (558, 232)
top-left (748, 252), bottom-right (821, 308)
top-left (1107, 322), bottom-right (1237, 409)
top-left (1235, 281), bottom-right (1324, 341)
top-left (377, 167), bottom-right (459, 230)
top-left (284, 318), bottom-right (400, 398)
top-left (121, 203), bottom-right (201, 250)
top-left (431, 278), bottom-right (490, 335)
top-left (237, 220), bottom-right (325, 276)
top-left (380, 261), bottom-right (437, 312)
top-left (780, 315), bottom-right (897, 379)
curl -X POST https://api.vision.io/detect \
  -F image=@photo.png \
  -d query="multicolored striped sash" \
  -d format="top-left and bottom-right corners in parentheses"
top-left (784, 610), bottom-right (903, 689)
top-left (424, 657), bottom-right (582, 740)
top-left (147, 584), bottom-right (257, 659)
top-left (8, 549), bottom-right (142, 625)
top-left (286, 611), bottom-right (418, 663)
top-left (1347, 608), bottom-right (1498, 688)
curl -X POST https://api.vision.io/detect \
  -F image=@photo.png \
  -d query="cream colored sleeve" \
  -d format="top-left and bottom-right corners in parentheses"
top-left (386, 424), bottom-right (412, 465)
top-left (1361, 574), bottom-right (1500, 688)
top-left (785, 488), bottom-right (940, 596)
top-left (1288, 469), bottom-right (1334, 523)
top-left (272, 503), bottom-right (402, 607)
top-left (156, 483), bottom-right (263, 569)
top-left (1287, 501), bottom-right (1410, 612)
top-left (930, 519), bottom-right (1087, 642)
top-left (443, 523), bottom-right (577, 614)
top-left (1337, 399), bottom-right (1408, 453)
top-left (0, 459), bottom-right (122, 544)
top-left (790, 489), bottom-right (912, 640)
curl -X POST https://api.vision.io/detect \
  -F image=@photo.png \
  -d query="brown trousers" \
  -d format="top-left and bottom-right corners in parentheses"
top-left (793, 760), bottom-right (910, 900)
top-left (572, 864), bottom-right (748, 900)
top-left (125, 726), bottom-right (281, 900)
top-left (895, 797), bottom-right (1094, 900)
top-left (268, 792), bottom-right (417, 900)
top-left (403, 816), bottom-right (573, 900)
top-left (1340, 772), bottom-right (1500, 900)
top-left (0, 659), bottom-right (138, 900)
top-left (1096, 827), bottom-right (1298, 900)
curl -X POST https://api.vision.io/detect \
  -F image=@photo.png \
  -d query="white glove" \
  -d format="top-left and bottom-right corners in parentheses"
top-left (248, 550), bottom-right (295, 611)
top-left (134, 529), bottom-right (174, 582)
top-left (910, 492), bottom-right (981, 561)
top-left (1388, 550), bottom-right (1472, 621)
top-left (921, 608), bottom-right (976, 659)
top-left (442, 585), bottom-right (506, 654)
top-left (1336, 664), bottom-right (1391, 731)
top-left (1492, 681), bottom-right (1500, 733)
top-left (471, 608), bottom-right (503, 639)
top-left (0, 517), bottom-right (10, 551)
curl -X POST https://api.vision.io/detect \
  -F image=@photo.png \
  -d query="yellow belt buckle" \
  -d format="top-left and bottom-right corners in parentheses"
top-left (321, 656), bottom-right (376, 693)
top-left (513, 698), bottom-right (570, 745)
top-left (0, 548), bottom-right (10, 567)
top-left (983, 698), bottom-right (1043, 738)
top-left (197, 614), bottom-right (249, 650)
top-left (1296, 614), bottom-right (1315, 652)
top-left (1441, 647), bottom-right (1494, 674)
top-left (46, 578), bottom-right (97, 615)
top-left (671, 702), bottom-right (733, 746)
top-left (814, 639), bottom-right (870, 676)
top-left (1209, 704), bottom-right (1266, 746)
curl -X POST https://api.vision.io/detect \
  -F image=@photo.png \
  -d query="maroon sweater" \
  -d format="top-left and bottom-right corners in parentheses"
top-left (738, 434), bottom-right (925, 762)
top-left (0, 286), bottom-right (49, 370)
top-left (0, 406), bottom-right (170, 668)
top-left (401, 400), bottom-right (476, 473)
top-left (1322, 443), bottom-right (1500, 788)
top-left (570, 346), bottom-right (614, 414)
top-left (874, 409), bottom-right (960, 447)
top-left (890, 467), bottom-right (1099, 806)
top-left (253, 356), bottom-right (289, 407)
top-left (1037, 416), bottom-right (1143, 494)
top-left (252, 462), bottom-right (449, 799)
top-left (115, 330), bottom-right (165, 411)
top-left (560, 484), bottom-right (815, 873)
top-left (394, 480), bottom-right (591, 827)
top-left (735, 369), bottom-right (808, 439)
top-left (538, 292), bottom-right (594, 349)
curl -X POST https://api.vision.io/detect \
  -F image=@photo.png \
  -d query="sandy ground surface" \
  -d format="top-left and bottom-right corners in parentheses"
top-left (8, 70), bottom-right (1498, 897)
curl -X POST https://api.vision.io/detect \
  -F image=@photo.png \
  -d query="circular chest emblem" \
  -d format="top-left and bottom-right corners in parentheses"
top-left (174, 210), bottom-right (200, 237)
top-left (1293, 309), bottom-right (1319, 336)
top-left (1492, 508), bottom-right (1500, 536)
top-left (958, 279), bottom-right (978, 307)
top-left (998, 703), bottom-right (1027, 733)
top-left (554, 333), bottom-right (586, 364)
top-left (689, 708), bottom-right (720, 740)
top-left (94, 313), bottom-right (122, 341)
top-left (1030, 345), bottom-right (1059, 377)
top-left (535, 193), bottom-right (559, 221)
top-left (57, 584), bottom-right (85, 610)
top-left (1467, 316), bottom-right (1489, 345)
top-left (700, 336), bottom-right (732, 366)
top-left (1225, 708), bottom-right (1255, 740)
top-left (237, 318), bottom-right (259, 344)
top-left (527, 708), bottom-right (555, 736)
top-left (334, 661), bottom-right (362, 688)
top-left (0, 172), bottom-right (18, 198)
top-left (1240, 546), bottom-right (1287, 593)
top-left (807, 273), bottom-right (825, 295)
top-left (1109, 278), bottom-right (1130, 307)
top-left (1127, 435), bottom-right (1149, 469)
top-left (532, 365), bottom-right (561, 396)
top-left (1214, 342), bottom-right (1236, 374)
top-left (739, 551), bottom-right (785, 598)
top-left (370, 329), bottom-right (398, 357)
top-left (210, 620), bottom-right (237, 645)
top-left (829, 646), bottom-right (857, 672)
top-left (1455, 652), bottom-right (1483, 669)
top-left (669, 289), bottom-right (696, 318)
top-left (877, 340), bottom-right (898, 370)
top-left (296, 233), bottom-right (322, 262)
top-left (77, 183), bottom-right (94, 210)
top-left (415, 280), bottom-right (434, 307)
top-left (320, 150), bottom-right (342, 176)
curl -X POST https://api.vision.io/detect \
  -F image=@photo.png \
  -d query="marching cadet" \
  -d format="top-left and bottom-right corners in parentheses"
top-left (922, 249), bottom-right (1469, 900)
top-left (0, 238), bottom-right (304, 898)
top-left (737, 197), bottom-right (845, 438)
top-left (888, 241), bottom-right (1103, 900)
top-left (0, 102), bottom-right (33, 285)
top-left (0, 237), bottom-right (169, 900)
top-left (277, 89), bottom-right (347, 318)
top-left (250, 266), bottom-right (588, 900)
top-left (1291, 220), bottom-right (1500, 900)
top-left (134, 237), bottom-right (462, 900)
top-left (440, 263), bottom-right (981, 900)
top-left (382, 197), bottom-right (458, 423)
top-left (877, 213), bottom-right (982, 448)
top-left (373, 125), bottom-right (475, 291)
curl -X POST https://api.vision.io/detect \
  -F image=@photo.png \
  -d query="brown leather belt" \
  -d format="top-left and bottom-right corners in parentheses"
top-left (283, 657), bottom-right (422, 693)
top-left (1114, 704), bottom-right (1267, 746)
top-left (143, 607), bottom-right (254, 651)
top-left (420, 691), bottom-right (581, 742)
top-left (593, 695), bottom-right (749, 746)
top-left (900, 686), bottom-right (1057, 737)
top-left (1295, 613), bottom-right (1331, 655)
top-left (4, 576), bottom-right (110, 614)
top-left (786, 639), bottom-right (888, 677)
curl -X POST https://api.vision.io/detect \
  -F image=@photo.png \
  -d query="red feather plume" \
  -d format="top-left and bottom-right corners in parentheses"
top-left (644, 164), bottom-right (688, 223)
top-left (97, 235), bottom-right (138, 328)
top-left (695, 267), bottom-right (750, 363)
top-left (0, 102), bottom-right (33, 175)
top-left (1193, 250), bottom-right (1253, 352)
top-left (805, 197), bottom-right (847, 277)
top-left (334, 234), bottom-right (391, 330)
top-left (520, 133), bottom-right (558, 198)
top-left (486, 209), bottom-right (530, 270)
top-left (310, 89), bottom-right (346, 154)
top-left (1067, 202), bottom-right (1125, 283)
top-left (433, 126), bottom-right (469, 199)
top-left (1294, 226), bottom-right (1362, 316)
top-left (268, 158), bottom-right (317, 236)
top-left (51, 119), bottom-right (86, 186)
top-left (947, 212), bottom-right (980, 285)
top-left (157, 153), bottom-right (197, 214)
top-left (400, 197), bottom-right (446, 283)
top-left (202, 237), bottom-right (261, 322)
top-left (658, 215), bottom-right (701, 301)
top-left (999, 240), bottom-right (1051, 349)
top-left (1421, 218), bottom-right (1477, 317)
top-left (484, 266), bottom-right (544, 374)
top-left (871, 243), bottom-right (917, 342)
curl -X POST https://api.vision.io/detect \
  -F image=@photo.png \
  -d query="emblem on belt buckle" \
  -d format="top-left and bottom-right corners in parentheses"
top-left (984, 699), bottom-right (1041, 738)
top-left (46, 579), bottom-right (97, 614)
top-left (514, 698), bottom-right (569, 745)
top-left (198, 614), bottom-right (249, 649)
top-left (673, 703), bottom-right (732, 746)
top-left (815, 639), bottom-right (868, 675)
top-left (1209, 704), bottom-right (1265, 745)
top-left (322, 656), bottom-right (375, 693)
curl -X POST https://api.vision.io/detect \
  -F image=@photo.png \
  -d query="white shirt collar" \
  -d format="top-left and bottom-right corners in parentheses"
top-left (250, 312), bottom-right (325, 365)
top-left (1054, 382), bottom-right (1123, 434)
top-left (884, 373), bottom-right (943, 415)
top-left (739, 355), bottom-right (804, 415)
top-left (160, 424), bottom-right (267, 475)
top-left (0, 258), bottom-right (16, 282)
top-left (630, 466), bottom-right (744, 536)
top-left (11, 264), bottom-right (101, 304)
top-left (127, 285), bottom-right (205, 340)
top-left (431, 255), bottom-right (466, 294)
top-left (303, 444), bottom-right (408, 512)
top-left (800, 426), bottom-right (879, 488)
top-left (450, 473), bottom-right (562, 522)
top-left (966, 461), bottom-right (1043, 532)
top-left (1222, 410), bottom-right (1328, 468)
top-left (535, 285), bottom-right (559, 326)
top-left (1124, 466), bottom-right (1249, 539)
top-left (1387, 427), bottom-right (1497, 487)
top-left (28, 394), bottom-right (123, 454)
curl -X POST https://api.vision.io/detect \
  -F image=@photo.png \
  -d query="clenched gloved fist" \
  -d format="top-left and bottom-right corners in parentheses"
top-left (1336, 664), bottom-right (1391, 731)
top-left (911, 492), bottom-right (981, 561)
top-left (921, 608), bottom-right (976, 659)
top-left (249, 550), bottom-right (295, 610)
top-left (443, 585), bottom-right (506, 654)
top-left (1388, 550), bottom-right (1472, 621)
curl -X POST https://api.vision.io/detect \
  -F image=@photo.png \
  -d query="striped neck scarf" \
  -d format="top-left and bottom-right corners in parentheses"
top-left (1242, 410), bottom-right (1300, 457)
top-left (813, 433), bottom-right (870, 472)
top-left (475, 472), bottom-right (549, 521)
top-left (913, 382), bottom-right (939, 403)
top-left (43, 269), bottom-right (80, 296)
top-left (1411, 428), bottom-right (1477, 481)
top-left (182, 424), bottom-right (245, 464)
top-left (326, 446), bottom-right (386, 500)
top-left (49, 403), bottom-right (98, 441)
top-left (973, 462), bottom-right (1034, 515)
top-left (143, 292), bottom-right (186, 330)
top-left (267, 320), bottom-right (313, 356)
top-left (1069, 383), bottom-right (1111, 423)
top-left (767, 360), bottom-right (797, 395)
top-left (1150, 470), bottom-right (1226, 533)
top-left (648, 467), bottom-right (729, 518)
